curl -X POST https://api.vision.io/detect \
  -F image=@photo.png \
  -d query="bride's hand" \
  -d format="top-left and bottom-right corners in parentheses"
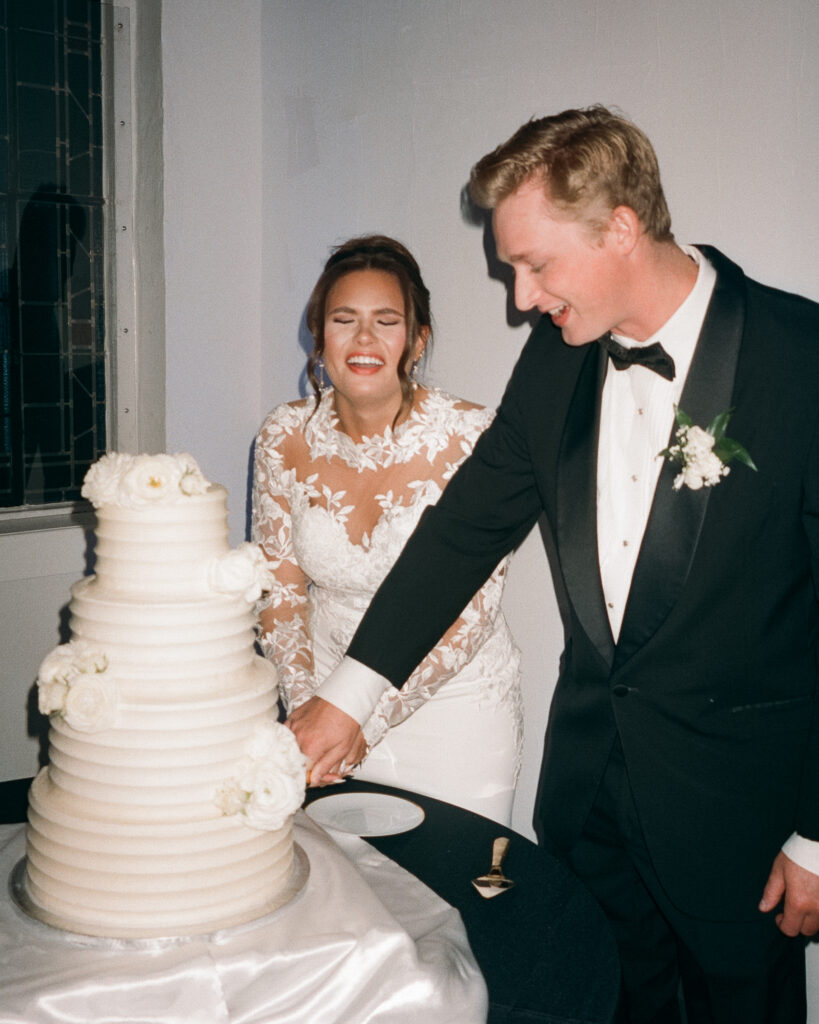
top-left (338, 732), bottom-right (368, 777)
top-left (287, 696), bottom-right (361, 786)
top-left (319, 730), bottom-right (368, 785)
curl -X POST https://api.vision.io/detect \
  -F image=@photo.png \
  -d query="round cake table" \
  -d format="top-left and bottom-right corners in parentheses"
top-left (2, 776), bottom-right (619, 1023)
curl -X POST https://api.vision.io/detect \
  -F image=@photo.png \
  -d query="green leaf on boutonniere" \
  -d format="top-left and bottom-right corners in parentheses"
top-left (714, 437), bottom-right (758, 471)
top-left (674, 407), bottom-right (693, 429)
top-left (707, 408), bottom-right (734, 442)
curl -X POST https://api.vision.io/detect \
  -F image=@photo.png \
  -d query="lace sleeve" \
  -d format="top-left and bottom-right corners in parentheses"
top-left (251, 407), bottom-right (317, 715)
top-left (361, 551), bottom-right (511, 751)
top-left (358, 398), bottom-right (514, 752)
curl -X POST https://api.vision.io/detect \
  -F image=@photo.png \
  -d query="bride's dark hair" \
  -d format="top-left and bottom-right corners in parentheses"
top-left (305, 235), bottom-right (433, 425)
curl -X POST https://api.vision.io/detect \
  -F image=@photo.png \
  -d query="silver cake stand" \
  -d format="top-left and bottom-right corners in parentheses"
top-left (8, 844), bottom-right (310, 949)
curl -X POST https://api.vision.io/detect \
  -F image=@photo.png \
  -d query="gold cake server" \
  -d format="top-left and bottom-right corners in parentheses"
top-left (472, 836), bottom-right (514, 898)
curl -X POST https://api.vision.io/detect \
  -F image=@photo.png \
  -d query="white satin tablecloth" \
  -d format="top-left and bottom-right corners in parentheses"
top-left (0, 814), bottom-right (487, 1024)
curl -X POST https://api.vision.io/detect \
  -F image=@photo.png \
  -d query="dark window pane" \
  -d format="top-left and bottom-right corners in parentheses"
top-left (20, 199), bottom-right (63, 301)
top-left (17, 85), bottom-right (55, 149)
top-left (22, 352), bottom-right (61, 402)
top-left (2, 0), bottom-right (106, 507)
top-left (17, 28), bottom-right (54, 87)
top-left (0, 31), bottom-right (8, 139)
top-left (17, 149), bottom-right (57, 189)
top-left (70, 318), bottom-right (90, 351)
top-left (69, 95), bottom-right (90, 156)
top-left (67, 52), bottom-right (88, 114)
top-left (23, 403), bottom-right (61, 452)
top-left (70, 285), bottom-right (89, 320)
top-left (15, 2), bottom-right (55, 34)
top-left (21, 303), bottom-right (61, 353)
top-left (0, 138), bottom-right (9, 191)
top-left (66, 0), bottom-right (89, 26)
top-left (68, 149), bottom-right (89, 195)
top-left (90, 138), bottom-right (100, 196)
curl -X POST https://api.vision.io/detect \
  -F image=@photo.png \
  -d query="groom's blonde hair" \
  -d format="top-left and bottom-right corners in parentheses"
top-left (469, 104), bottom-right (674, 242)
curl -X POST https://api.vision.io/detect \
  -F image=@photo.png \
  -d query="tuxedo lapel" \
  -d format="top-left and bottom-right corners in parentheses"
top-left (557, 341), bottom-right (615, 669)
top-left (614, 249), bottom-right (746, 669)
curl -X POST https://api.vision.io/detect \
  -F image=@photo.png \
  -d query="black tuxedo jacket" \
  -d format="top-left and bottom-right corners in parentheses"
top-left (348, 247), bottom-right (819, 921)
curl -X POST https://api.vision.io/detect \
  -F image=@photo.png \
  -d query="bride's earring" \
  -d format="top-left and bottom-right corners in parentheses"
top-left (410, 360), bottom-right (419, 387)
top-left (317, 357), bottom-right (330, 390)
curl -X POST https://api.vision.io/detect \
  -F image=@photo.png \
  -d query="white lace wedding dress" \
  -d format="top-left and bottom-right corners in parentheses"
top-left (252, 386), bottom-right (522, 823)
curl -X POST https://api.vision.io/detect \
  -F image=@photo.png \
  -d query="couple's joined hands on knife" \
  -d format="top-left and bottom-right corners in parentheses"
top-left (287, 696), bottom-right (367, 787)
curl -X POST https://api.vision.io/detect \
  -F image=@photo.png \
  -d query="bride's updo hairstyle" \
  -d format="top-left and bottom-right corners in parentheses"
top-left (305, 234), bottom-right (433, 424)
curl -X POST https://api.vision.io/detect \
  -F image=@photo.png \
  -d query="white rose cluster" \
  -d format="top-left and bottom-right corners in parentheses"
top-left (81, 452), bottom-right (210, 508)
top-left (37, 640), bottom-right (118, 733)
top-left (214, 722), bottom-right (306, 831)
top-left (669, 425), bottom-right (730, 492)
top-left (208, 543), bottom-right (274, 603)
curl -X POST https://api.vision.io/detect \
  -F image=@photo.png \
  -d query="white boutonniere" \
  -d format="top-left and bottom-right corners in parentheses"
top-left (660, 407), bottom-right (757, 491)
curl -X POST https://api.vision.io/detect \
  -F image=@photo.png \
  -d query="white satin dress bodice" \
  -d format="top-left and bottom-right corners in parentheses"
top-left (252, 388), bottom-right (522, 823)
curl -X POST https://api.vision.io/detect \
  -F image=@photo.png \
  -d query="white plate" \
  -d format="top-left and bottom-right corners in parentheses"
top-left (306, 792), bottom-right (425, 837)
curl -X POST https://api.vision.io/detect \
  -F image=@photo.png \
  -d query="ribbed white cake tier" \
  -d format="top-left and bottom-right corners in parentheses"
top-left (26, 768), bottom-right (294, 938)
top-left (24, 476), bottom-right (298, 938)
top-left (91, 485), bottom-right (231, 598)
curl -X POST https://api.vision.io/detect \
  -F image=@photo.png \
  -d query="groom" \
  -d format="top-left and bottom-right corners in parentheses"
top-left (288, 106), bottom-right (819, 1021)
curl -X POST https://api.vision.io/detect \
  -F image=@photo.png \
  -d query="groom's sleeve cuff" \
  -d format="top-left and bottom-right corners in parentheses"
top-left (315, 656), bottom-right (391, 726)
top-left (782, 833), bottom-right (819, 875)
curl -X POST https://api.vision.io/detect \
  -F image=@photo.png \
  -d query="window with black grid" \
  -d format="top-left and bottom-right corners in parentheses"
top-left (0, 0), bottom-right (106, 508)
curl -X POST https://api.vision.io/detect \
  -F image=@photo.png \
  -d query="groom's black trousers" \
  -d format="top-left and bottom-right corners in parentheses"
top-left (564, 737), bottom-right (807, 1024)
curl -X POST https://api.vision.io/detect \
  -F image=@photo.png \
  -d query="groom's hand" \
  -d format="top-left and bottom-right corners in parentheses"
top-left (287, 696), bottom-right (361, 786)
top-left (759, 851), bottom-right (819, 936)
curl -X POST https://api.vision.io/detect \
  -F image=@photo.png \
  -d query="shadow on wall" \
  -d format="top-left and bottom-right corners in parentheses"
top-left (25, 513), bottom-right (98, 770)
top-left (459, 184), bottom-right (540, 332)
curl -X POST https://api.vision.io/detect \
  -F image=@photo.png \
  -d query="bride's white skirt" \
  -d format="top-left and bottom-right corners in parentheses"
top-left (312, 614), bottom-right (522, 825)
top-left (352, 673), bottom-right (521, 824)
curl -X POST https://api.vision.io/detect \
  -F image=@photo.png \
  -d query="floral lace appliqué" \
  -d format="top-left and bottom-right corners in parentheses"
top-left (252, 388), bottom-right (522, 775)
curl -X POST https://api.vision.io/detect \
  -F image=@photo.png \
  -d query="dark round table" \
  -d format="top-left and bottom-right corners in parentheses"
top-left (2, 776), bottom-right (620, 1023)
top-left (306, 779), bottom-right (619, 1023)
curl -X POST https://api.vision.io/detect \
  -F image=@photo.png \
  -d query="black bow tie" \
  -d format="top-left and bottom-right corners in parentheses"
top-left (599, 333), bottom-right (676, 382)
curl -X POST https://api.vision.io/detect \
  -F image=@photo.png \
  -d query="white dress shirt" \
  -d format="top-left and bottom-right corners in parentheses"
top-left (597, 245), bottom-right (715, 640)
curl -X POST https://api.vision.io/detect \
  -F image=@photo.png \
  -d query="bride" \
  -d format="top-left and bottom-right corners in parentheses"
top-left (252, 235), bottom-right (522, 823)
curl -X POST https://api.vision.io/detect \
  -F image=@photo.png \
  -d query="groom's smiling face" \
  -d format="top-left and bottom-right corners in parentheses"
top-left (493, 178), bottom-right (629, 347)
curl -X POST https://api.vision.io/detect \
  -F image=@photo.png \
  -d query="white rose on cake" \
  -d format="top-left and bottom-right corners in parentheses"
top-left (239, 760), bottom-right (303, 831)
top-left (81, 453), bottom-right (128, 507)
top-left (120, 454), bottom-right (186, 504)
top-left (247, 721), bottom-right (306, 773)
top-left (208, 544), bottom-right (274, 603)
top-left (38, 640), bottom-right (108, 688)
top-left (82, 451), bottom-right (213, 507)
top-left (38, 678), bottom-right (69, 716)
top-left (177, 452), bottom-right (210, 495)
top-left (37, 640), bottom-right (115, 731)
top-left (38, 643), bottom-right (81, 688)
top-left (63, 674), bottom-right (119, 732)
top-left (215, 722), bottom-right (306, 831)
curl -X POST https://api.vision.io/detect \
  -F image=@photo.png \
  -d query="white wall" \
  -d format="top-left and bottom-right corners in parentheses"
top-left (162, 0), bottom-right (264, 541)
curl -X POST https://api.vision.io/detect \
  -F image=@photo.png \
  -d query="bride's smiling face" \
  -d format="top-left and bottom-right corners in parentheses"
top-left (322, 269), bottom-right (421, 414)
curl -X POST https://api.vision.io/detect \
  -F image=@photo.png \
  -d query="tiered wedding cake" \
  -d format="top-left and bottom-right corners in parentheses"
top-left (23, 452), bottom-right (306, 938)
